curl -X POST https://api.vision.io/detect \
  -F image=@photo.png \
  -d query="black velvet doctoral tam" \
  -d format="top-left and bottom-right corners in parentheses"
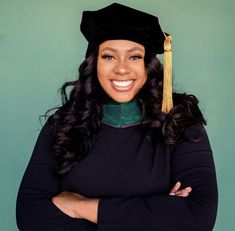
top-left (80, 3), bottom-right (167, 57)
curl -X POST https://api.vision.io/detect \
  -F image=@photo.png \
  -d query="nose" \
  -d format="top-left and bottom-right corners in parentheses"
top-left (113, 60), bottom-right (131, 75)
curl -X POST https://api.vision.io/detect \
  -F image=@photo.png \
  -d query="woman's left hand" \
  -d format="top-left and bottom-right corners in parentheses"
top-left (52, 191), bottom-right (99, 223)
top-left (169, 181), bottom-right (192, 197)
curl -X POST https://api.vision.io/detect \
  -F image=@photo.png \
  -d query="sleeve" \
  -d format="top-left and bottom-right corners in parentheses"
top-left (97, 124), bottom-right (218, 231)
top-left (16, 121), bottom-right (97, 231)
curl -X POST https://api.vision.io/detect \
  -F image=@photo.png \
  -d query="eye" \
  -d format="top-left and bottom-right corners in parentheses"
top-left (101, 54), bottom-right (115, 60)
top-left (129, 55), bottom-right (143, 60)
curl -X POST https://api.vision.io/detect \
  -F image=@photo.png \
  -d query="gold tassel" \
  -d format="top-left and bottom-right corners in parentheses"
top-left (161, 34), bottom-right (173, 113)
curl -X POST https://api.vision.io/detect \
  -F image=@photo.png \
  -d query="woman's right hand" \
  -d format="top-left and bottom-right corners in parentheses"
top-left (169, 181), bottom-right (192, 197)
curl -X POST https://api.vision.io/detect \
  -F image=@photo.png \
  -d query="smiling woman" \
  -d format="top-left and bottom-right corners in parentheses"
top-left (16, 3), bottom-right (218, 231)
top-left (97, 40), bottom-right (147, 102)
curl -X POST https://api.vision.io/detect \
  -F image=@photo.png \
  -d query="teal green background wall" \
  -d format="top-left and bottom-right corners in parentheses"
top-left (0, 0), bottom-right (234, 230)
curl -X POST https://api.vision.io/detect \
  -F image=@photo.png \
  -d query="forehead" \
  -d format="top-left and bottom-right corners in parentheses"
top-left (99, 40), bottom-right (145, 52)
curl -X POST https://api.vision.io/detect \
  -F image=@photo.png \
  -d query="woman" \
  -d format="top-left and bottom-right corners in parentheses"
top-left (16, 3), bottom-right (218, 231)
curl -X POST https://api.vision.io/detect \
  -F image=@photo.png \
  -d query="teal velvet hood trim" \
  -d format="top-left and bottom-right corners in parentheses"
top-left (102, 99), bottom-right (143, 128)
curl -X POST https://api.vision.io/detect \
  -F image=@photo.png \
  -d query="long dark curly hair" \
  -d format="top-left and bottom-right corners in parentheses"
top-left (44, 47), bottom-right (206, 174)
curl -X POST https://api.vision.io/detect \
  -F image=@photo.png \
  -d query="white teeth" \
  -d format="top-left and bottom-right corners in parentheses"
top-left (112, 80), bottom-right (133, 87)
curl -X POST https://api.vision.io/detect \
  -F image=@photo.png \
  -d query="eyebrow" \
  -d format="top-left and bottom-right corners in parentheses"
top-left (100, 47), bottom-right (144, 53)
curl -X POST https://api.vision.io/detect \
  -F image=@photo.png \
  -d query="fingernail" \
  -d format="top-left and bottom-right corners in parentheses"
top-left (176, 181), bottom-right (181, 185)
top-left (182, 193), bottom-right (188, 196)
top-left (169, 193), bottom-right (175, 196)
top-left (186, 187), bottom-right (191, 190)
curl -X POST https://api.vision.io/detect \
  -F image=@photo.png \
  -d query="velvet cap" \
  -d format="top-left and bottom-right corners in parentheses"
top-left (80, 3), bottom-right (167, 57)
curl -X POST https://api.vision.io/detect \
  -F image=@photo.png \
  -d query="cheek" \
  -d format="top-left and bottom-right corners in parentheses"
top-left (97, 60), bottom-right (112, 80)
top-left (137, 66), bottom-right (148, 86)
top-left (97, 61), bottom-right (112, 92)
top-left (97, 61), bottom-right (106, 83)
top-left (142, 71), bottom-right (148, 84)
top-left (132, 68), bottom-right (147, 95)
top-left (97, 60), bottom-right (103, 78)
top-left (97, 73), bottom-right (109, 91)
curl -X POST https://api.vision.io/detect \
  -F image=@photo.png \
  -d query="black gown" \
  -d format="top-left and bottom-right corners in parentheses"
top-left (16, 120), bottom-right (218, 231)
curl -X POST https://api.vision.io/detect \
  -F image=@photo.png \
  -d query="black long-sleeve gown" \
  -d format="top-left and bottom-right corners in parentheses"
top-left (16, 120), bottom-right (218, 231)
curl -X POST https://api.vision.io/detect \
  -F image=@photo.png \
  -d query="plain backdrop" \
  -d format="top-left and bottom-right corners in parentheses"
top-left (0, 0), bottom-right (234, 230)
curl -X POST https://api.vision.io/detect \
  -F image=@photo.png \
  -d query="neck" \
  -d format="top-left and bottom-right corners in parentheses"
top-left (102, 98), bottom-right (143, 128)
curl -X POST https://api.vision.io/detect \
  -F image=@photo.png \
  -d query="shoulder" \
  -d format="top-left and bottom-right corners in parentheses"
top-left (172, 123), bottom-right (212, 155)
top-left (183, 123), bottom-right (206, 142)
top-left (44, 107), bottom-right (63, 131)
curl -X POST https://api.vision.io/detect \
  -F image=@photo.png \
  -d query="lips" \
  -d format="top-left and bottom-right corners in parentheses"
top-left (110, 79), bottom-right (135, 91)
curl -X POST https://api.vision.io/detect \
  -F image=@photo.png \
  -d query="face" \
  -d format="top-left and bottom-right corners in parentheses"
top-left (97, 40), bottom-right (147, 103)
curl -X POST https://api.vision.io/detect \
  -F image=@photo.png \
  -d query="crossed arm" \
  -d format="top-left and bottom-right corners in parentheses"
top-left (16, 122), bottom-right (217, 231)
top-left (52, 181), bottom-right (191, 223)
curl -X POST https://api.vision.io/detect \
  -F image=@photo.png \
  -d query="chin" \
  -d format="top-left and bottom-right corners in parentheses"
top-left (110, 95), bottom-right (135, 103)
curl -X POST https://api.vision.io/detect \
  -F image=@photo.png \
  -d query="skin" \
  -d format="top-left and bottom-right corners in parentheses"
top-left (97, 40), bottom-right (147, 103)
top-left (52, 40), bottom-right (192, 223)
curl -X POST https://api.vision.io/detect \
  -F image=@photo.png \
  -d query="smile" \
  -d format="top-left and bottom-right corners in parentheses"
top-left (112, 80), bottom-right (134, 87)
top-left (110, 79), bottom-right (135, 92)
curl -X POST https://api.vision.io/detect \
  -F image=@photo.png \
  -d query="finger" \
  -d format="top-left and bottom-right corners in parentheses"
top-left (174, 187), bottom-right (192, 196)
top-left (175, 189), bottom-right (191, 195)
top-left (169, 181), bottom-right (181, 195)
top-left (177, 192), bottom-right (190, 197)
top-left (170, 187), bottom-right (192, 197)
